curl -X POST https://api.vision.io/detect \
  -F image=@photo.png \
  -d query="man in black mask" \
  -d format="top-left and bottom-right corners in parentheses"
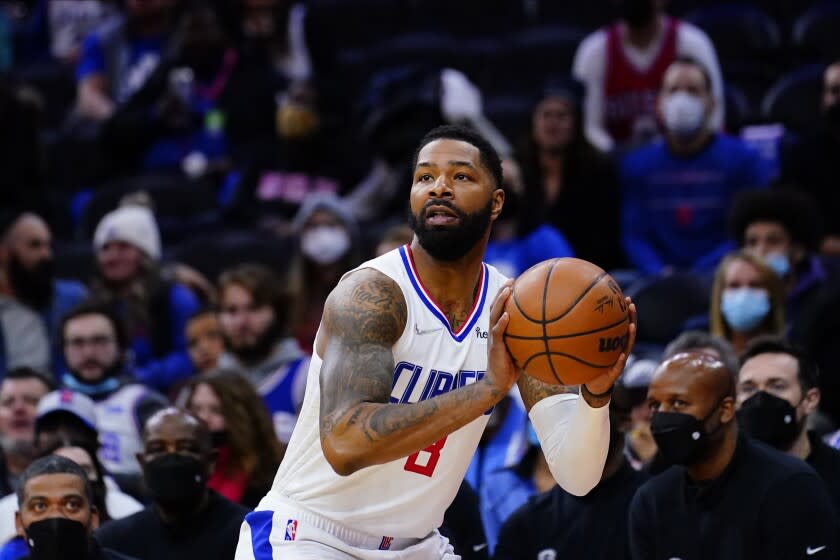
top-left (737, 336), bottom-right (840, 512)
top-left (629, 352), bottom-right (838, 560)
top-left (0, 212), bottom-right (88, 371)
top-left (59, 302), bottom-right (167, 487)
top-left (15, 455), bottom-right (136, 560)
top-left (94, 408), bottom-right (247, 559)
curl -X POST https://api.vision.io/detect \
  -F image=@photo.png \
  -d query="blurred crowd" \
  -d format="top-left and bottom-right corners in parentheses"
top-left (0, 0), bottom-right (840, 558)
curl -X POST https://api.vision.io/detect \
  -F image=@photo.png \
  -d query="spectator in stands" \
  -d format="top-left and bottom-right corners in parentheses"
top-left (629, 353), bottom-right (838, 559)
top-left (14, 456), bottom-right (136, 560)
top-left (0, 212), bottom-right (88, 371)
top-left (374, 225), bottom-right (413, 258)
top-left (0, 438), bottom-right (142, 560)
top-left (0, 369), bottom-right (54, 495)
top-left (617, 357), bottom-right (658, 470)
top-left (240, 0), bottom-right (311, 82)
top-left (0, 297), bottom-right (50, 375)
top-left (737, 337), bottom-right (840, 512)
top-left (709, 251), bottom-right (785, 356)
top-left (91, 204), bottom-right (200, 390)
top-left (621, 58), bottom-right (769, 275)
top-left (485, 184), bottom-right (574, 278)
top-left (439, 481), bottom-right (488, 560)
top-left (101, 1), bottom-right (279, 177)
top-left (495, 390), bottom-right (648, 560)
top-left (289, 194), bottom-right (359, 353)
top-left (185, 309), bottom-right (224, 374)
top-left (217, 264), bottom-right (307, 444)
top-left (95, 408), bottom-right (248, 560)
top-left (58, 302), bottom-right (168, 482)
top-left (730, 189), bottom-right (840, 423)
top-left (780, 61), bottom-right (840, 255)
top-left (179, 370), bottom-right (284, 508)
top-left (572, 0), bottom-right (723, 152)
top-left (75, 0), bottom-right (176, 122)
top-left (513, 79), bottom-right (621, 271)
top-left (663, 330), bottom-right (739, 382)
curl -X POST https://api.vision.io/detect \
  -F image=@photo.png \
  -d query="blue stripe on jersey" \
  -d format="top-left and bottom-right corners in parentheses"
top-left (398, 245), bottom-right (489, 343)
top-left (246, 510), bottom-right (275, 560)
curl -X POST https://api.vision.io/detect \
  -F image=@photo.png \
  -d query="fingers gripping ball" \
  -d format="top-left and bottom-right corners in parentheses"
top-left (503, 258), bottom-right (630, 385)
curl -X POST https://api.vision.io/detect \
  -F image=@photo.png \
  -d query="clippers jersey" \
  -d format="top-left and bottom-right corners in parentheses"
top-left (264, 245), bottom-right (508, 538)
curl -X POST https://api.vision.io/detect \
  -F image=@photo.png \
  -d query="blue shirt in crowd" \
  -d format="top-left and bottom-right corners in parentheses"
top-left (485, 224), bottom-right (575, 278)
top-left (621, 134), bottom-right (771, 274)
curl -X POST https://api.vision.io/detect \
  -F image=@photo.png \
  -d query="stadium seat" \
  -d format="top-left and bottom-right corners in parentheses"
top-left (761, 64), bottom-right (824, 131)
top-left (77, 175), bottom-right (221, 244)
top-left (625, 272), bottom-right (713, 347)
top-left (477, 25), bottom-right (588, 96)
top-left (793, 1), bottom-right (840, 61)
top-left (723, 82), bottom-right (753, 131)
top-left (168, 230), bottom-right (297, 283)
top-left (53, 241), bottom-right (95, 284)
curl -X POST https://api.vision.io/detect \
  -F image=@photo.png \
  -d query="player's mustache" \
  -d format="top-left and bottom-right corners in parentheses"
top-left (420, 199), bottom-right (464, 219)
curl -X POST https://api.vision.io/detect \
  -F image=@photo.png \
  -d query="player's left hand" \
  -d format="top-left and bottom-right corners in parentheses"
top-left (582, 298), bottom-right (637, 402)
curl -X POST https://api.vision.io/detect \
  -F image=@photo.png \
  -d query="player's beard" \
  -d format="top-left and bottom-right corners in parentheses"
top-left (408, 199), bottom-right (493, 262)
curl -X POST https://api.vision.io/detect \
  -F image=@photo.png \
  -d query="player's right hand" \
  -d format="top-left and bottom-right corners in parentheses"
top-left (485, 280), bottom-right (522, 395)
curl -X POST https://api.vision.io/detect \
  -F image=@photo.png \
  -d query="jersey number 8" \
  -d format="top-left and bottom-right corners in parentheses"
top-left (403, 436), bottom-right (447, 477)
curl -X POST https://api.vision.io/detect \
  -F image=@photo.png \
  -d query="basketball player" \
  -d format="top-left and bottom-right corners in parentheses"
top-left (234, 125), bottom-right (637, 559)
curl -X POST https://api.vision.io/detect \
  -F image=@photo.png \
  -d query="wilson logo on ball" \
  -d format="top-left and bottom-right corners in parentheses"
top-left (598, 333), bottom-right (628, 353)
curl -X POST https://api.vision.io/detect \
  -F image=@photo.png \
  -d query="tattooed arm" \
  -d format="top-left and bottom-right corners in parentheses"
top-left (318, 270), bottom-right (519, 476)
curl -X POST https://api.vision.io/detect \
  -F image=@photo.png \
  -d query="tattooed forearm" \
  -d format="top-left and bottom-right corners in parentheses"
top-left (317, 269), bottom-right (503, 474)
top-left (517, 375), bottom-right (577, 412)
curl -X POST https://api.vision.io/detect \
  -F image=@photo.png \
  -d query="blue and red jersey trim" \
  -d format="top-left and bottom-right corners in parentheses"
top-left (399, 245), bottom-right (488, 343)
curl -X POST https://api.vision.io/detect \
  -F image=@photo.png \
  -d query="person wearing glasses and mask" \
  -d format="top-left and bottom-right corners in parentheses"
top-left (629, 352), bottom-right (838, 560)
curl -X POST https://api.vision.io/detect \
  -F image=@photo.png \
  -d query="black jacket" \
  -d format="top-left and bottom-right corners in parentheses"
top-left (629, 434), bottom-right (839, 560)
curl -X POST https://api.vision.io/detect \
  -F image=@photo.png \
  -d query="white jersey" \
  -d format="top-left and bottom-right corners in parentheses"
top-left (264, 245), bottom-right (507, 539)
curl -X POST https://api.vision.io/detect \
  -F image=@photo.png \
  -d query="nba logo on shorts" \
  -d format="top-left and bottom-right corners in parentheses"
top-left (379, 536), bottom-right (394, 550)
top-left (284, 519), bottom-right (298, 541)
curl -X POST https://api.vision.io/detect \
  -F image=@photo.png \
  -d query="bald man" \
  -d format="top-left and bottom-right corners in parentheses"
top-left (0, 212), bottom-right (88, 370)
top-left (628, 352), bottom-right (838, 560)
top-left (95, 408), bottom-right (247, 560)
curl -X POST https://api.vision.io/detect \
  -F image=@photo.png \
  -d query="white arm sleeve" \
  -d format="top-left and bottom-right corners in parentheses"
top-left (678, 23), bottom-right (725, 130)
top-left (528, 390), bottom-right (610, 496)
top-left (572, 30), bottom-right (614, 152)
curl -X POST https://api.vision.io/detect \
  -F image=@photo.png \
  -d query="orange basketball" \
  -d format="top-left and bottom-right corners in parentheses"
top-left (503, 258), bottom-right (630, 385)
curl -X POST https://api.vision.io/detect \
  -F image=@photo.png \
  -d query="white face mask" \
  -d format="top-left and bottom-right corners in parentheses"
top-left (662, 92), bottom-right (707, 138)
top-left (301, 226), bottom-right (351, 265)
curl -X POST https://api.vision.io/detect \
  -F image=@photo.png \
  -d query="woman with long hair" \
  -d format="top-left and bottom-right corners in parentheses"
top-left (180, 369), bottom-right (285, 508)
top-left (516, 78), bottom-right (623, 271)
top-left (710, 251), bottom-right (786, 355)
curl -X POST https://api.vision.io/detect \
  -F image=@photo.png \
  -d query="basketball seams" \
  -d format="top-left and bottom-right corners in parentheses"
top-left (542, 260), bottom-right (562, 384)
top-left (520, 350), bottom-right (617, 370)
top-left (504, 315), bottom-right (630, 341)
top-left (544, 271), bottom-right (609, 323)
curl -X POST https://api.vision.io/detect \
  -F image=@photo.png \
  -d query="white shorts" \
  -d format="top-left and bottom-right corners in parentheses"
top-left (233, 497), bottom-right (459, 560)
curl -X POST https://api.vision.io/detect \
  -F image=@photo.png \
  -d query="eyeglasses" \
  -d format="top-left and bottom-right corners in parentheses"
top-left (64, 335), bottom-right (115, 349)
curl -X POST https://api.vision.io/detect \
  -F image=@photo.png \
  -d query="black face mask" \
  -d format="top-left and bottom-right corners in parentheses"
top-left (144, 454), bottom-right (208, 514)
top-left (650, 401), bottom-right (724, 466)
top-left (24, 517), bottom-right (89, 560)
top-left (407, 198), bottom-right (493, 262)
top-left (738, 391), bottom-right (801, 450)
top-left (622, 0), bottom-right (656, 28)
top-left (8, 254), bottom-right (53, 310)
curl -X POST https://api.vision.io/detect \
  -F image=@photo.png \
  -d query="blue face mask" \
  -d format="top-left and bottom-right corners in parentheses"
top-left (721, 288), bottom-right (771, 333)
top-left (765, 252), bottom-right (790, 278)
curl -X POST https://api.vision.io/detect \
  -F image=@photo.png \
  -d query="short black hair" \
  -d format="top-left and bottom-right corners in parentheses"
top-left (17, 455), bottom-right (93, 508)
top-left (3, 367), bottom-right (56, 392)
top-left (740, 335), bottom-right (819, 392)
top-left (411, 125), bottom-right (504, 190)
top-left (59, 300), bottom-right (129, 352)
top-left (664, 330), bottom-right (739, 380)
top-left (670, 56), bottom-right (713, 92)
top-left (730, 188), bottom-right (823, 252)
